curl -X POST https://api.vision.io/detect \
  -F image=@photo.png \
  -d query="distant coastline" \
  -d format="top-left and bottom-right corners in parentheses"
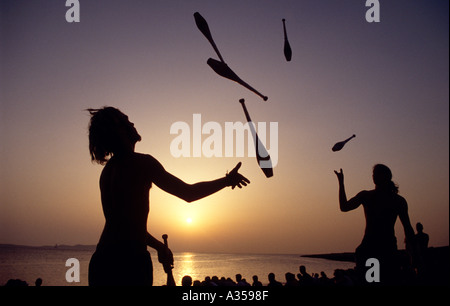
top-left (1, 244), bottom-right (448, 286)
top-left (0, 244), bottom-right (96, 251)
top-left (302, 245), bottom-right (450, 263)
top-left (301, 252), bottom-right (356, 262)
top-left (1, 243), bottom-right (449, 263)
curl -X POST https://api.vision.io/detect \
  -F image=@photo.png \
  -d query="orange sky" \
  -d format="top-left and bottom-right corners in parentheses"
top-left (1, 0), bottom-right (448, 254)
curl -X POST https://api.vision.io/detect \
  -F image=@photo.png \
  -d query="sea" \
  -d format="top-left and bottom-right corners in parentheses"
top-left (0, 244), bottom-right (355, 286)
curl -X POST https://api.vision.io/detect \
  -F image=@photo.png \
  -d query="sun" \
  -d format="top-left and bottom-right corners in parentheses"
top-left (186, 217), bottom-right (193, 224)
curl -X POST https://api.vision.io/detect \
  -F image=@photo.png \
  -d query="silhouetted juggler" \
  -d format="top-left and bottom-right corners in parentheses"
top-left (86, 107), bottom-right (249, 286)
top-left (334, 164), bottom-right (416, 284)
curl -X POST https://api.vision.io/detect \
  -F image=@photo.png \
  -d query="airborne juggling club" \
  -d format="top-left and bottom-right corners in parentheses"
top-left (194, 12), bottom-right (268, 102)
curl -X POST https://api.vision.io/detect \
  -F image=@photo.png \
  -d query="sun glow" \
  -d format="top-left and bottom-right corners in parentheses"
top-left (186, 217), bottom-right (193, 224)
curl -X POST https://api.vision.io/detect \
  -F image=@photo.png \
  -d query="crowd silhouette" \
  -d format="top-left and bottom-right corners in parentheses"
top-left (3, 278), bottom-right (42, 287)
top-left (3, 226), bottom-right (448, 287)
top-left (176, 242), bottom-right (447, 287)
top-left (172, 219), bottom-right (446, 287)
top-left (178, 265), bottom-right (380, 287)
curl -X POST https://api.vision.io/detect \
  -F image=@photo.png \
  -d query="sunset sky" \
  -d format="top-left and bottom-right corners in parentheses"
top-left (1, 0), bottom-right (448, 255)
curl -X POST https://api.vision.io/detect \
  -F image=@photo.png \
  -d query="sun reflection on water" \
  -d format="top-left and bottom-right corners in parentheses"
top-left (174, 252), bottom-right (196, 283)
